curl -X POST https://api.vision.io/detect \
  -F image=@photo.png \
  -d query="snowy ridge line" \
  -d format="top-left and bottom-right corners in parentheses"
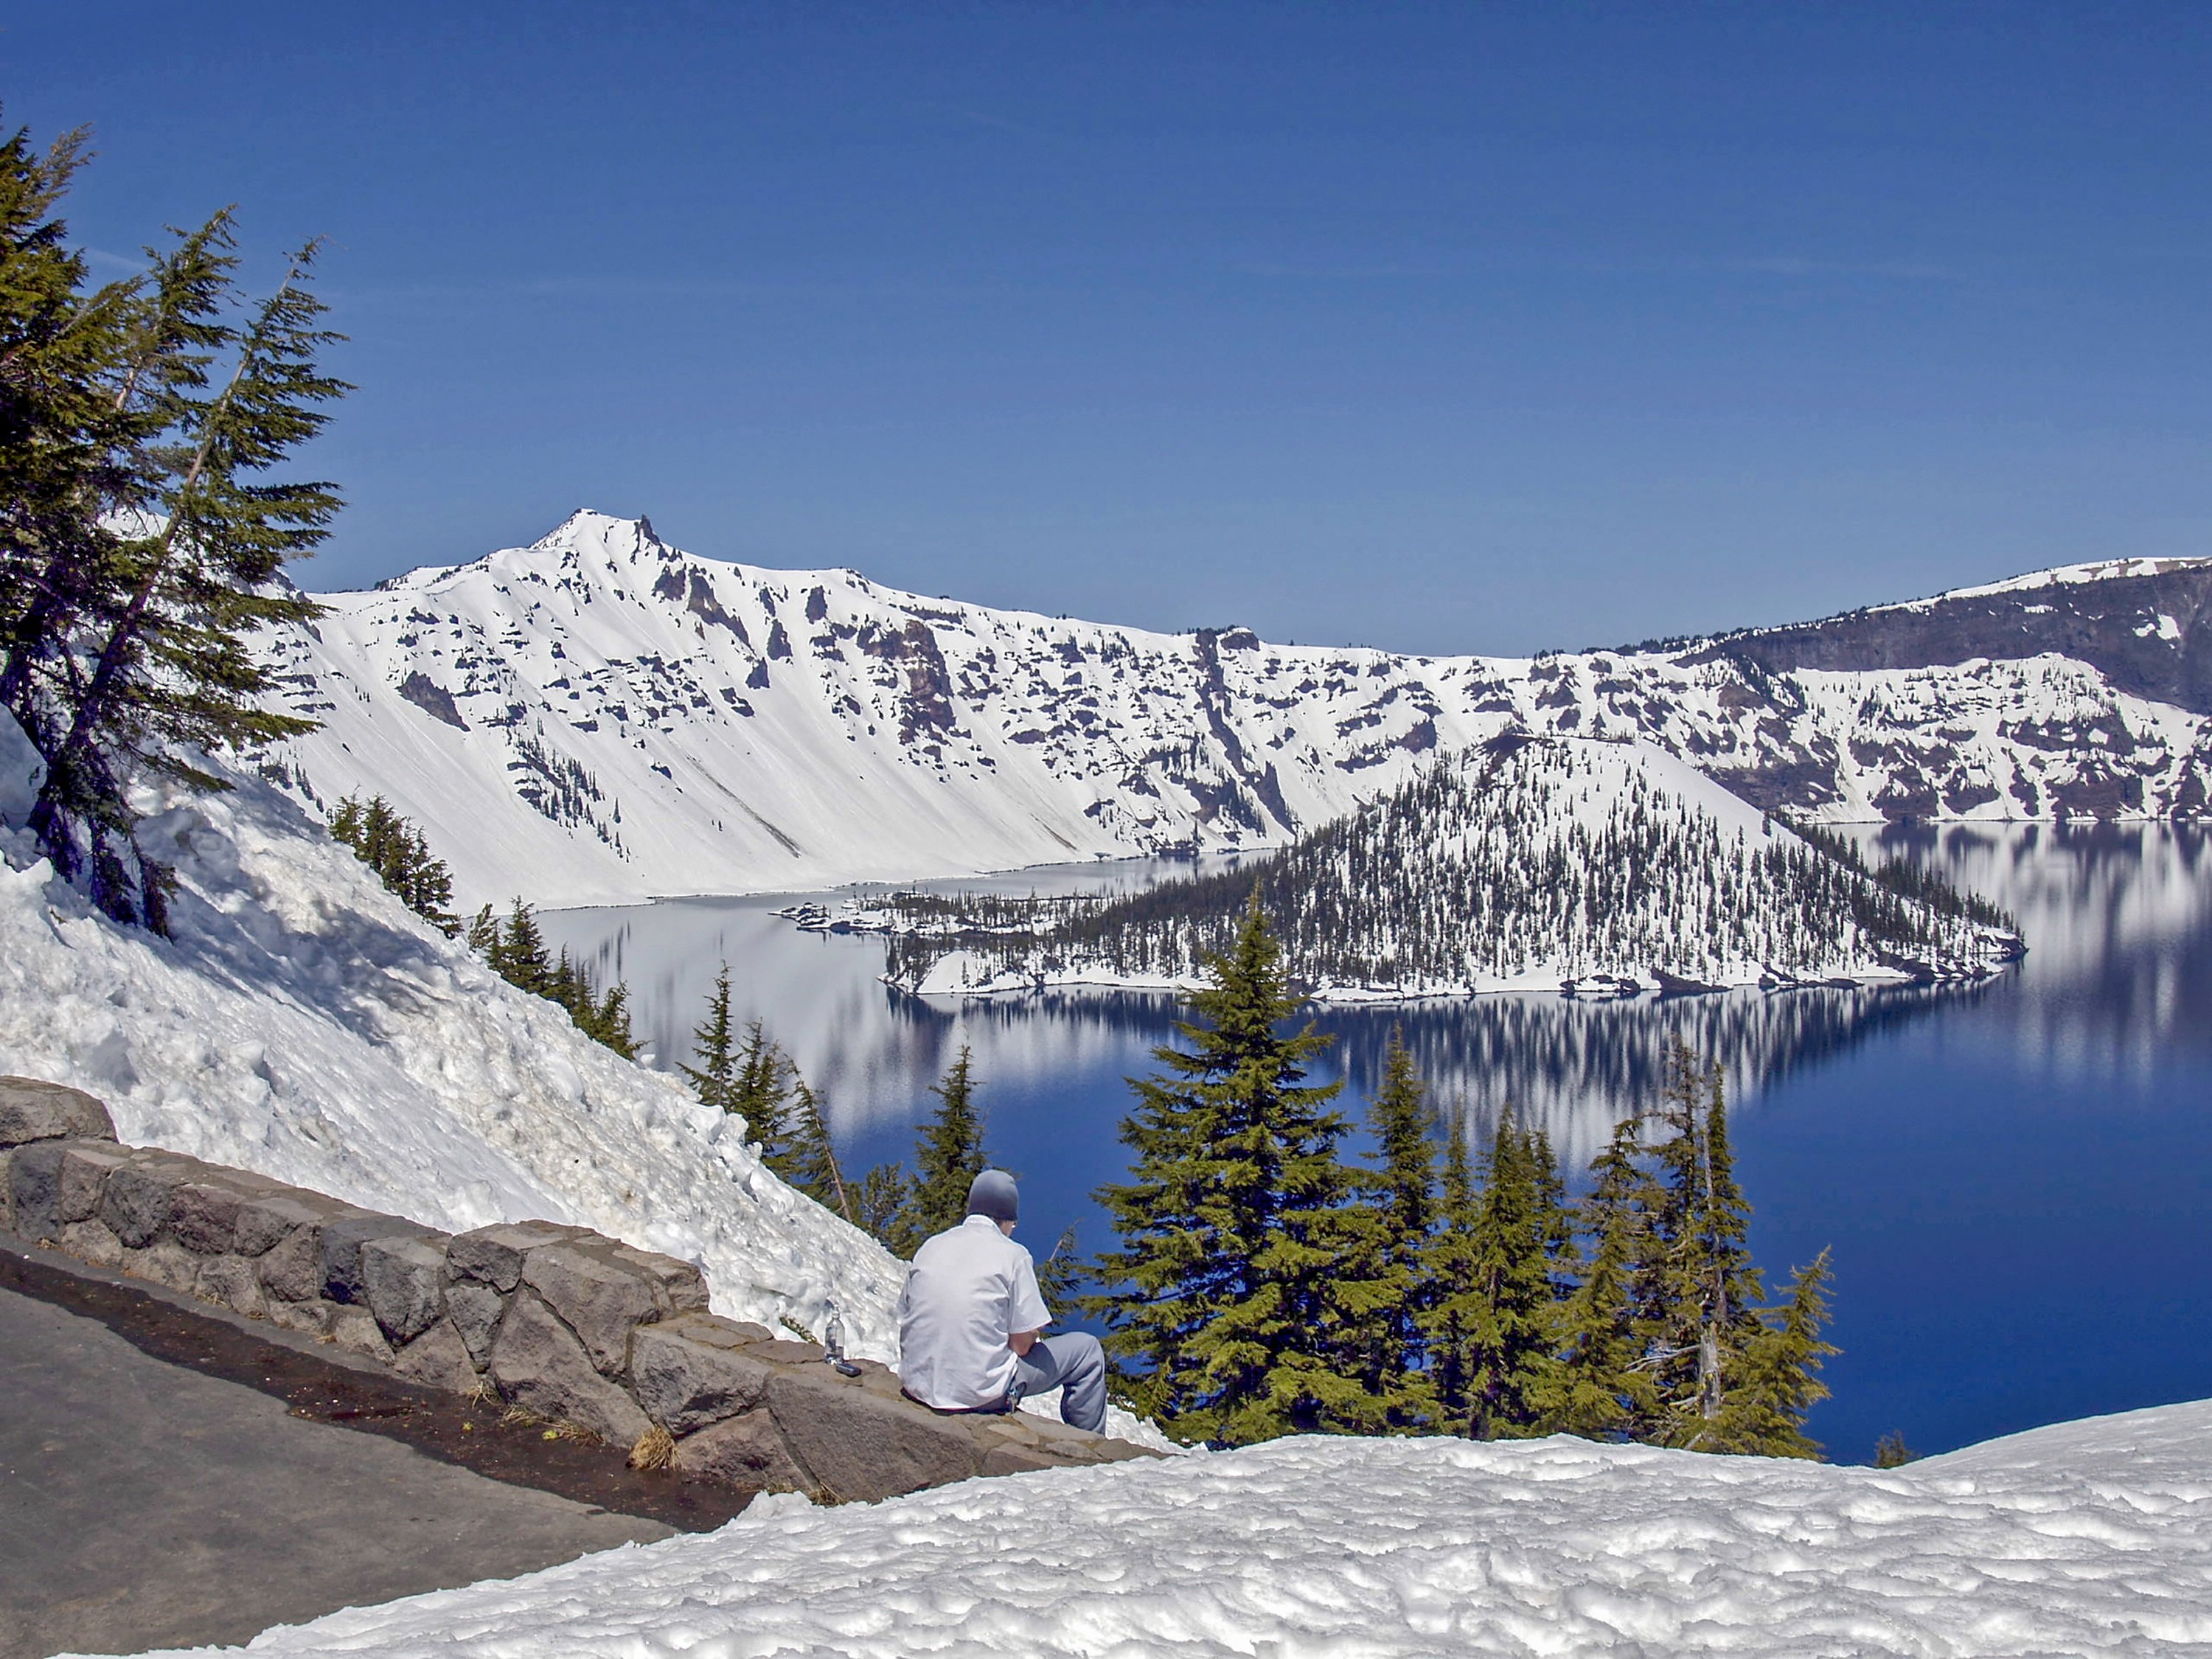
top-left (259, 511), bottom-right (2212, 911)
top-left (869, 737), bottom-right (2023, 1002)
top-left (120, 1399), bottom-right (2212, 1658)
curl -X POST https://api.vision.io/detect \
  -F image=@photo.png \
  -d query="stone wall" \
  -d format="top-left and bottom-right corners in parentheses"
top-left (0, 1077), bottom-right (1151, 1501)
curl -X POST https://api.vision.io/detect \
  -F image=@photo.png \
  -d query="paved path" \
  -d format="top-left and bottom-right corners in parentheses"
top-left (0, 1276), bottom-right (679, 1659)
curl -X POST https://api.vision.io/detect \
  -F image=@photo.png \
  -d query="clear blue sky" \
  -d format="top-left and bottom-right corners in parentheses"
top-left (14, 2), bottom-right (2212, 654)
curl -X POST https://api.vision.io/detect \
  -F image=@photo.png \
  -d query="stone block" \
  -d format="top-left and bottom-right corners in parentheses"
top-left (122, 1239), bottom-right (202, 1293)
top-left (765, 1366), bottom-right (983, 1501)
top-left (521, 1240), bottom-right (664, 1379)
top-left (55, 1217), bottom-right (123, 1270)
top-left (361, 1234), bottom-right (448, 1344)
top-left (1085, 1439), bottom-right (1158, 1463)
top-left (394, 1318), bottom-right (480, 1394)
top-left (981, 1441), bottom-right (1081, 1477)
top-left (6, 1142), bottom-right (69, 1238)
top-left (445, 1220), bottom-right (589, 1293)
top-left (446, 1279), bottom-right (507, 1369)
top-left (329, 1304), bottom-right (395, 1363)
top-left (234, 1192), bottom-right (332, 1259)
top-left (602, 1242), bottom-right (712, 1315)
top-left (0, 1077), bottom-right (116, 1147)
top-left (196, 1253), bottom-right (268, 1319)
top-left (169, 1178), bottom-right (257, 1255)
top-left (100, 1153), bottom-right (203, 1249)
top-left (55, 1142), bottom-right (133, 1225)
top-left (630, 1315), bottom-right (776, 1434)
top-left (672, 1411), bottom-right (813, 1494)
top-left (489, 1290), bottom-right (650, 1447)
top-left (319, 1211), bottom-right (436, 1306)
top-left (257, 1223), bottom-right (326, 1301)
top-left (267, 1297), bottom-right (337, 1338)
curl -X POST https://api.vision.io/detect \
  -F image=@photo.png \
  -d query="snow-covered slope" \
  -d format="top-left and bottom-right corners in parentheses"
top-left (128, 1398), bottom-right (2212, 1658)
top-left (0, 714), bottom-right (908, 1357)
top-left (260, 512), bottom-right (2212, 909)
top-left (875, 736), bottom-right (2023, 999)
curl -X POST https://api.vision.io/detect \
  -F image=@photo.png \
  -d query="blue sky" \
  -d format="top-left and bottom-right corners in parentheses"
top-left (14, 2), bottom-right (2212, 654)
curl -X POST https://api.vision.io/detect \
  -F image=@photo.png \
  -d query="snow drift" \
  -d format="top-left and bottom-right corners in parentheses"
top-left (122, 1398), bottom-right (2212, 1658)
top-left (0, 712), bottom-right (909, 1355)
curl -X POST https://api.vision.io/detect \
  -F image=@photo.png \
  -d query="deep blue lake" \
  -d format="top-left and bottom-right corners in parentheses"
top-left (543, 824), bottom-right (2212, 1463)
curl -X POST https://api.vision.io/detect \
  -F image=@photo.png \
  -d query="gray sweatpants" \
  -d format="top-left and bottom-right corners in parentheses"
top-left (1012, 1331), bottom-right (1109, 1434)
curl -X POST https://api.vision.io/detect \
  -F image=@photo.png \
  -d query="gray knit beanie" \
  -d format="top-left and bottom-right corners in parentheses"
top-left (966, 1168), bottom-right (1019, 1224)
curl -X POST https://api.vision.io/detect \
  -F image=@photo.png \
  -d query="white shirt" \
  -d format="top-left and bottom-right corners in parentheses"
top-left (897, 1214), bottom-right (1052, 1410)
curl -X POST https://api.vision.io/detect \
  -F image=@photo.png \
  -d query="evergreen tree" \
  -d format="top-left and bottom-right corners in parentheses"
top-left (1, 119), bottom-right (347, 931)
top-left (21, 231), bottom-right (344, 928)
top-left (893, 1046), bottom-right (990, 1254)
top-left (1357, 1029), bottom-right (1440, 1430)
top-left (784, 1077), bottom-right (852, 1224)
top-left (1872, 1430), bottom-right (1916, 1469)
top-left (465, 903), bottom-right (498, 956)
top-left (1459, 1107), bottom-right (1564, 1439)
top-left (1647, 1043), bottom-right (1762, 1447)
top-left (683, 964), bottom-right (740, 1113)
top-left (1086, 895), bottom-right (1390, 1445)
top-left (1419, 1105), bottom-right (1484, 1431)
top-left (731, 1020), bottom-right (800, 1178)
top-left (330, 795), bottom-right (455, 933)
top-left (493, 900), bottom-right (553, 997)
top-left (852, 1162), bottom-right (916, 1246)
top-left (1708, 1249), bottom-right (1836, 1459)
top-left (1537, 1117), bottom-right (1659, 1439)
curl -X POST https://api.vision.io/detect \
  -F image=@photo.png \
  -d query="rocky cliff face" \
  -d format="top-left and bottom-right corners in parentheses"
top-left (257, 515), bottom-right (2212, 907)
top-left (1718, 557), bottom-right (2212, 714)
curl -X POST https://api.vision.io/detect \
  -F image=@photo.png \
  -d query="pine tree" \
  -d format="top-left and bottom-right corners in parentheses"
top-left (1357, 1028), bottom-right (1440, 1430)
top-left (852, 1162), bottom-right (916, 1246)
top-left (19, 228), bottom-right (344, 929)
top-left (494, 900), bottom-right (553, 997)
top-left (1709, 1249), bottom-right (1837, 1459)
top-left (1537, 1117), bottom-right (1659, 1439)
top-left (1647, 1044), bottom-right (1763, 1448)
top-left (893, 1046), bottom-right (990, 1254)
top-left (1419, 1105), bottom-right (1483, 1430)
top-left (684, 964), bottom-right (740, 1113)
top-left (1086, 895), bottom-right (1390, 1445)
top-left (1460, 1107), bottom-right (1565, 1439)
top-left (783, 1077), bottom-right (852, 1224)
top-left (731, 1020), bottom-right (800, 1177)
top-left (330, 795), bottom-right (455, 933)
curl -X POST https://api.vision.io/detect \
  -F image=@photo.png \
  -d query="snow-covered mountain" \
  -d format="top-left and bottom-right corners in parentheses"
top-left (260, 511), bottom-right (2212, 908)
top-left (866, 735), bottom-right (2023, 1000)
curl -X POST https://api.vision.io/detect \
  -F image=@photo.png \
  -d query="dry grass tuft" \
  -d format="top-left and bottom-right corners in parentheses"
top-left (628, 1424), bottom-right (677, 1472)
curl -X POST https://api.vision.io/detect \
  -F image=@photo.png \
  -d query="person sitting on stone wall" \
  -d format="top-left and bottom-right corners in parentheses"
top-left (896, 1169), bottom-right (1108, 1435)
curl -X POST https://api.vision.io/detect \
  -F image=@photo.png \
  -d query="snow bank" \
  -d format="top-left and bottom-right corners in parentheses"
top-left (122, 1399), bottom-right (2212, 1657)
top-left (0, 715), bottom-right (907, 1357)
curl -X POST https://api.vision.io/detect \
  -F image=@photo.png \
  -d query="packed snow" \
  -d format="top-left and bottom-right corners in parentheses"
top-left (257, 512), bottom-right (2212, 911)
top-left (0, 713), bottom-right (910, 1354)
top-left (116, 1399), bottom-right (2212, 1658)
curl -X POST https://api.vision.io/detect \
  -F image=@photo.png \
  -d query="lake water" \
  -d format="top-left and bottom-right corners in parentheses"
top-left (542, 824), bottom-right (2212, 1463)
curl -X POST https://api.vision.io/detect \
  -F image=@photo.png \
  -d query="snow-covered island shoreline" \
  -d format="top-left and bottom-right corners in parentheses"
top-left (120, 1398), bottom-right (2212, 1658)
top-left (799, 737), bottom-right (2025, 1004)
